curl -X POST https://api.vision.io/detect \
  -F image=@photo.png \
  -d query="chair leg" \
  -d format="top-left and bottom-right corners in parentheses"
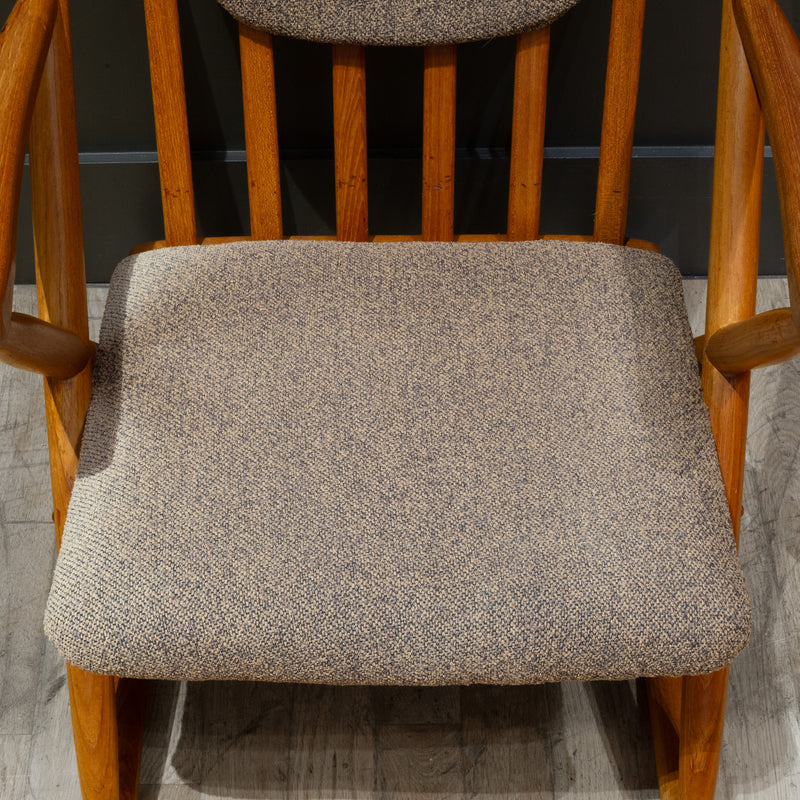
top-left (116, 678), bottom-right (148, 800)
top-left (678, 667), bottom-right (729, 799)
top-left (66, 663), bottom-right (120, 800)
top-left (646, 677), bottom-right (681, 799)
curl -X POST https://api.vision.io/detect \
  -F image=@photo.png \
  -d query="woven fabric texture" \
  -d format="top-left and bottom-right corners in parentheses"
top-left (217, 0), bottom-right (582, 45)
top-left (45, 240), bottom-right (750, 684)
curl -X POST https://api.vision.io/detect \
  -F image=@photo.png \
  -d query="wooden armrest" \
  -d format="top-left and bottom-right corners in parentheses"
top-left (705, 306), bottom-right (800, 374)
top-left (733, 0), bottom-right (800, 329)
top-left (0, 0), bottom-right (58, 337)
top-left (0, 313), bottom-right (93, 378)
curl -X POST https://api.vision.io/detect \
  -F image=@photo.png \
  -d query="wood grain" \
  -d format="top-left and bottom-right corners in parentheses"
top-left (734, 0), bottom-right (800, 322)
top-left (507, 28), bottom-right (549, 241)
top-left (290, 686), bottom-right (376, 798)
top-left (0, 313), bottom-right (93, 378)
top-left (27, 0), bottom-right (93, 550)
top-left (679, 668), bottom-right (730, 800)
top-left (646, 676), bottom-right (682, 735)
top-left (593, 0), bottom-right (646, 245)
top-left (66, 663), bottom-right (119, 800)
top-left (332, 44), bottom-right (368, 241)
top-left (422, 45), bottom-right (457, 242)
top-left (0, 0), bottom-right (57, 339)
top-left (240, 24), bottom-right (283, 240)
top-left (144, 0), bottom-right (197, 246)
top-left (706, 306), bottom-right (800, 373)
top-left (704, 0), bottom-right (763, 549)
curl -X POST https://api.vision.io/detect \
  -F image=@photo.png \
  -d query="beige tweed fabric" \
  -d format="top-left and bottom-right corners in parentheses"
top-left (216, 0), bottom-right (582, 45)
top-left (45, 240), bottom-right (751, 684)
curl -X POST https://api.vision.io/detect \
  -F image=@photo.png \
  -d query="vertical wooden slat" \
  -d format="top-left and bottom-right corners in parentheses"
top-left (143, 0), bottom-right (197, 246)
top-left (240, 24), bottom-right (282, 240)
top-left (422, 44), bottom-right (457, 242)
top-left (332, 44), bottom-right (368, 242)
top-left (593, 0), bottom-right (646, 245)
top-left (507, 27), bottom-right (550, 241)
top-left (679, 2), bottom-right (764, 798)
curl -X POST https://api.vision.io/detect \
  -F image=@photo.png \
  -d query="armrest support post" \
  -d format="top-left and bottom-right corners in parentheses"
top-left (27, 0), bottom-right (92, 550)
top-left (703, 0), bottom-right (764, 549)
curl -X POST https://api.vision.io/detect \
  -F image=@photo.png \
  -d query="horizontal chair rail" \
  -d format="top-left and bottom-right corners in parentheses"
top-left (129, 234), bottom-right (662, 253)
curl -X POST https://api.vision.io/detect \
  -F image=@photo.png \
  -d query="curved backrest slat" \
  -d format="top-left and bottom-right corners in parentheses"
top-left (143, 0), bottom-right (197, 247)
top-left (240, 24), bottom-right (283, 240)
top-left (508, 28), bottom-right (550, 241)
top-left (422, 45), bottom-right (457, 242)
top-left (216, 0), bottom-right (581, 46)
top-left (594, 0), bottom-right (646, 245)
top-left (332, 44), bottom-right (369, 241)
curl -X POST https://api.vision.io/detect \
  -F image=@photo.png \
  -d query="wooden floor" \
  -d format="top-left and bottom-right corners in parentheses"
top-left (1, 281), bottom-right (799, 799)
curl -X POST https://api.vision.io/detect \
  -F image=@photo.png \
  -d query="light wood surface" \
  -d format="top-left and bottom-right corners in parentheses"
top-left (704, 0), bottom-right (763, 553)
top-left (27, 0), bottom-right (93, 546)
top-left (0, 0), bottom-right (57, 339)
top-left (239, 25), bottom-right (283, 240)
top-left (144, 0), bottom-right (197, 246)
top-left (507, 28), bottom-right (550, 241)
top-left (66, 664), bottom-right (119, 800)
top-left (679, 668), bottom-right (729, 800)
top-left (332, 44), bottom-right (369, 242)
top-left (593, 0), bottom-right (646, 245)
top-left (0, 314), bottom-right (92, 379)
top-left (734, 0), bottom-right (800, 322)
top-left (422, 45), bottom-right (457, 242)
top-left (706, 306), bottom-right (800, 373)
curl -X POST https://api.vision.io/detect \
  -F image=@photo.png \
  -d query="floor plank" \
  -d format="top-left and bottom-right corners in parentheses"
top-left (2, 281), bottom-right (799, 799)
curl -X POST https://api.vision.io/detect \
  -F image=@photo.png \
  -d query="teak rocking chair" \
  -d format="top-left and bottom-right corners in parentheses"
top-left (1, 0), bottom-right (799, 796)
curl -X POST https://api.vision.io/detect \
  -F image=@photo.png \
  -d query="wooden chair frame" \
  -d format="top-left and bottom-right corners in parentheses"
top-left (1, 0), bottom-right (797, 796)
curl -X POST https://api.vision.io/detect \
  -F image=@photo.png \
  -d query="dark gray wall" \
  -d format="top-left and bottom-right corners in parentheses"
top-left (6, 0), bottom-right (800, 280)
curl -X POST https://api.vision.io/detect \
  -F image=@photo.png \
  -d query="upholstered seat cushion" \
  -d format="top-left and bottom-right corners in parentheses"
top-left (45, 240), bottom-right (750, 684)
top-left (217, 0), bottom-right (582, 45)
